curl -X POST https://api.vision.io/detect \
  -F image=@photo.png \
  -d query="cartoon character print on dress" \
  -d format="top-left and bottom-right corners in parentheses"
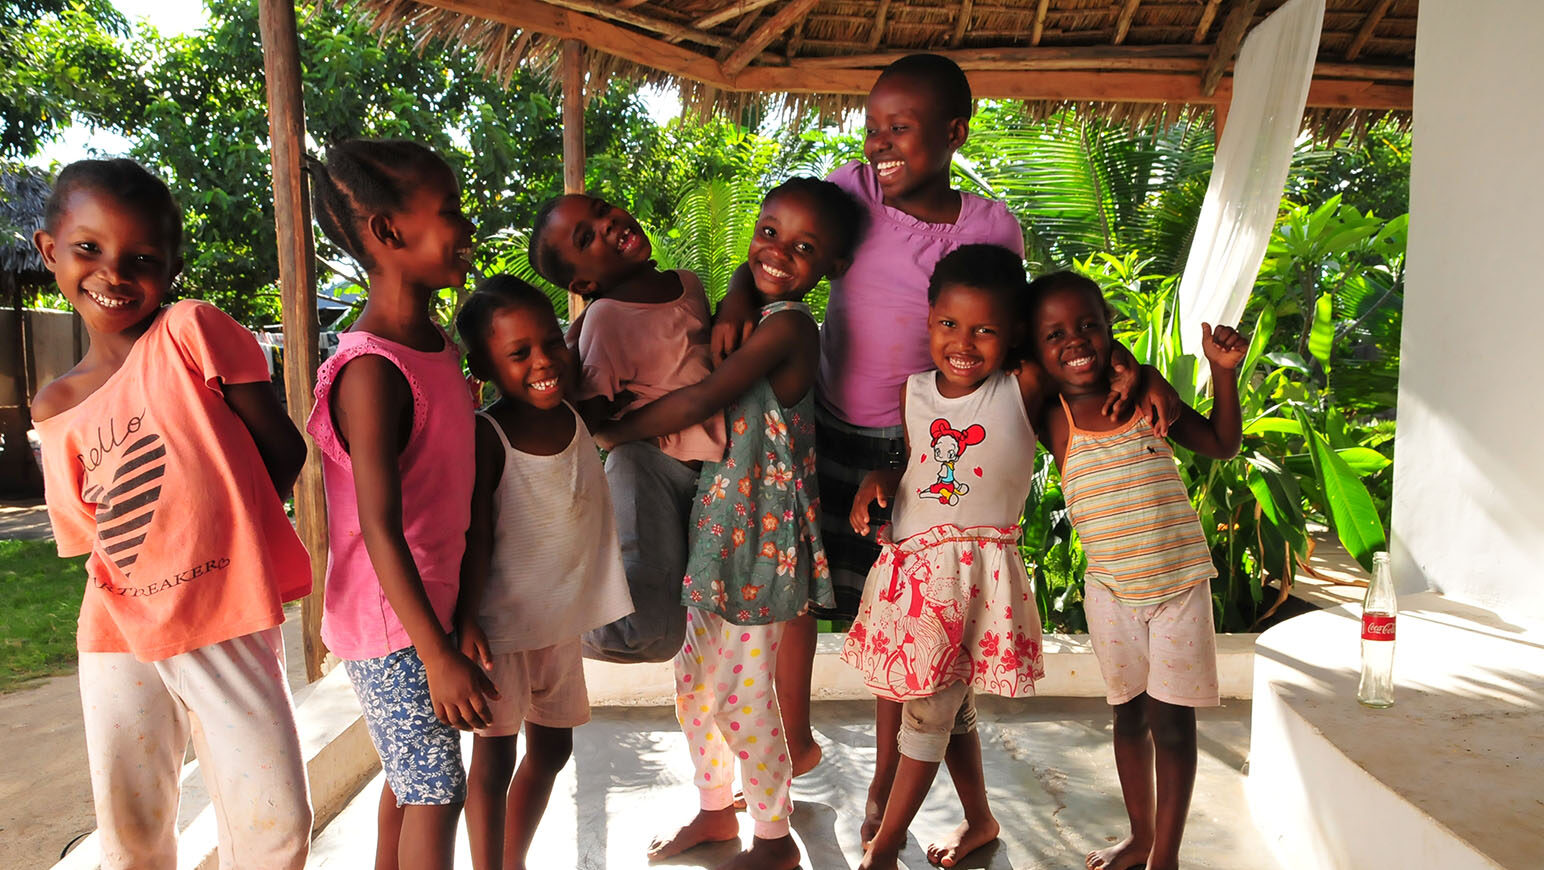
top-left (81, 418), bottom-right (165, 578)
top-left (917, 418), bottom-right (985, 505)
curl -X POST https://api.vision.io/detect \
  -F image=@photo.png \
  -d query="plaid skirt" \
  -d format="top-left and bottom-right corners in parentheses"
top-left (814, 403), bottom-right (906, 619)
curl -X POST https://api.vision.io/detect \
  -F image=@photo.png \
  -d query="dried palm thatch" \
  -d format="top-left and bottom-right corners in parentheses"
top-left (1, 167), bottom-right (50, 282)
top-left (329, 0), bottom-right (1415, 139)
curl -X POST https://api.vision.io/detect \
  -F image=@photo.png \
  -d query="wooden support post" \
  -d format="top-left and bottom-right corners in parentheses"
top-left (258, 0), bottom-right (329, 682)
top-left (562, 39), bottom-right (586, 319)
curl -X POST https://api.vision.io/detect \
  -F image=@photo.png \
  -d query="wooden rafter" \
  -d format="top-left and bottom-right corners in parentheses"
top-left (540, 0), bottom-right (733, 49)
top-left (1346, 0), bottom-right (1394, 61)
top-left (949, 0), bottom-right (973, 48)
top-left (1194, 0), bottom-right (1222, 43)
top-left (1113, 0), bottom-right (1142, 45)
top-left (721, 0), bottom-right (819, 76)
top-left (869, 0), bottom-right (891, 51)
top-left (693, 0), bottom-right (780, 31)
top-left (1202, 0), bottom-right (1260, 97)
top-left (1031, 0), bottom-right (1050, 45)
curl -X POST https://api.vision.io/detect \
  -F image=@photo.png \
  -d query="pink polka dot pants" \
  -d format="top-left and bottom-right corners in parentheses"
top-left (674, 607), bottom-right (792, 839)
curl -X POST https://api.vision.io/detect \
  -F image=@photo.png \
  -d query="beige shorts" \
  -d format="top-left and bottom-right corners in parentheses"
top-left (476, 638), bottom-right (591, 737)
top-left (1084, 579), bottom-right (1220, 708)
top-left (898, 680), bottom-right (978, 763)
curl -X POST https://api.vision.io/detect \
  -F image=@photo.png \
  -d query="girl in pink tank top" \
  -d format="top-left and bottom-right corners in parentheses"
top-left (303, 139), bottom-right (492, 870)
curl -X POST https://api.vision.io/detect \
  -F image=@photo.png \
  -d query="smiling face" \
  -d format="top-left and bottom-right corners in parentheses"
top-left (481, 302), bottom-right (570, 410)
top-left (928, 282), bottom-right (1016, 396)
top-left (1031, 283), bottom-right (1114, 394)
top-left (746, 190), bottom-right (847, 302)
top-left (387, 165), bottom-right (476, 291)
top-left (539, 194), bottom-right (651, 296)
top-left (863, 73), bottom-right (967, 206)
top-left (34, 188), bottom-right (180, 338)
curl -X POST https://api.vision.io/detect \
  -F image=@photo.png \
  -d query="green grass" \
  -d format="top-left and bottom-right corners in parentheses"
top-left (0, 539), bottom-right (86, 691)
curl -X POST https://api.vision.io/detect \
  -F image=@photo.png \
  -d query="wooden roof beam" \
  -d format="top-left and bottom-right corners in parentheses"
top-left (1202, 0), bottom-right (1260, 97)
top-left (540, 0), bottom-right (734, 49)
top-left (1113, 0), bottom-right (1142, 45)
top-left (1194, 0), bottom-right (1223, 43)
top-left (693, 0), bottom-right (780, 31)
top-left (734, 67), bottom-right (1410, 110)
top-left (413, 0), bottom-right (725, 84)
top-left (721, 0), bottom-right (819, 76)
top-left (1346, 0), bottom-right (1395, 61)
top-left (1031, 0), bottom-right (1049, 45)
top-left (949, 0), bottom-right (973, 48)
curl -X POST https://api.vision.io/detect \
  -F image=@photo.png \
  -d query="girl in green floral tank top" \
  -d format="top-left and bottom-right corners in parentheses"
top-left (594, 178), bottom-right (863, 869)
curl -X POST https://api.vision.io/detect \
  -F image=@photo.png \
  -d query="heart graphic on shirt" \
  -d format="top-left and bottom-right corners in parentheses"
top-left (973, 467), bottom-right (984, 477)
top-left (919, 453), bottom-right (927, 464)
top-left (90, 432), bottom-right (166, 578)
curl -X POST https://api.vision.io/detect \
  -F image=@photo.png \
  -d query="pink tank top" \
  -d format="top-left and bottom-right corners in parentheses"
top-left (306, 329), bottom-right (475, 660)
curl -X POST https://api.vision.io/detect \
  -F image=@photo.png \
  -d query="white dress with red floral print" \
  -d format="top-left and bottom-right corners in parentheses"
top-left (841, 370), bottom-right (1044, 699)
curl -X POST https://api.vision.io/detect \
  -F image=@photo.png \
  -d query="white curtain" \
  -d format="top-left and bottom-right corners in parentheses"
top-left (1177, 0), bottom-right (1326, 358)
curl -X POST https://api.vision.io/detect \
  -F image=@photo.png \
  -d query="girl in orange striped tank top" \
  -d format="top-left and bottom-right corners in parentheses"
top-left (1030, 271), bottom-right (1248, 870)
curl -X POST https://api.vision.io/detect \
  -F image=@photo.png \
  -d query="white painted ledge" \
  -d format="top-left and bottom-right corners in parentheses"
top-left (1247, 592), bottom-right (1544, 870)
top-left (583, 631), bottom-right (1258, 705)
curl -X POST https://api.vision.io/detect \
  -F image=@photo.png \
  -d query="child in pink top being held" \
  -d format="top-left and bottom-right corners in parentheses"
top-left (527, 194), bottom-right (728, 666)
top-left (1029, 272), bottom-right (1246, 870)
top-left (31, 159), bottom-right (313, 869)
top-left (305, 139), bottom-right (494, 870)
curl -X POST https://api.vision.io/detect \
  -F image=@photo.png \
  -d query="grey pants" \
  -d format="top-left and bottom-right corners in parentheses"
top-left (582, 441), bottom-right (697, 664)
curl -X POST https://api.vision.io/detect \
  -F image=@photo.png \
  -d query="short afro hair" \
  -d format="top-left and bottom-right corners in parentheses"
top-left (876, 53), bottom-right (973, 121)
top-left (44, 158), bottom-right (183, 252)
top-left (762, 176), bottom-right (867, 262)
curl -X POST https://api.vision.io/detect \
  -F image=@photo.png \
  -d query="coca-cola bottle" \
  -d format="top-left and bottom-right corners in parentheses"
top-left (1357, 551), bottom-right (1396, 708)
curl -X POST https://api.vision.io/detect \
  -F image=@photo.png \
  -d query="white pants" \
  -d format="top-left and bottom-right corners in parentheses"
top-left (78, 627), bottom-right (312, 870)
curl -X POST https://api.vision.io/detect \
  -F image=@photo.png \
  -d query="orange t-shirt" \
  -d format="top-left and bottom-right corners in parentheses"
top-left (35, 300), bottom-right (312, 662)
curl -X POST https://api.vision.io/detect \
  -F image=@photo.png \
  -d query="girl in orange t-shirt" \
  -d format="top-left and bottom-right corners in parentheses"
top-left (31, 159), bottom-right (313, 869)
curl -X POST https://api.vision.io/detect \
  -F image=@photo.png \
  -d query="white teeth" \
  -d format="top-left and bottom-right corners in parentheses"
top-left (1066, 355), bottom-right (1094, 368)
top-left (875, 160), bottom-right (903, 175)
top-left (761, 262), bottom-right (790, 279)
top-left (86, 289), bottom-right (131, 309)
top-left (455, 247), bottom-right (474, 263)
top-left (948, 355), bottom-right (979, 370)
top-left (530, 378), bottom-right (558, 392)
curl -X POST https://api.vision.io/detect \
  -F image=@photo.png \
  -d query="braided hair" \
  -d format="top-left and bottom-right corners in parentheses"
top-left (305, 139), bottom-right (452, 271)
top-left (762, 176), bottom-right (867, 262)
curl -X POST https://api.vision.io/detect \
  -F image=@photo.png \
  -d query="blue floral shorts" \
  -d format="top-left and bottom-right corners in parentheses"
top-left (344, 646), bottom-right (466, 806)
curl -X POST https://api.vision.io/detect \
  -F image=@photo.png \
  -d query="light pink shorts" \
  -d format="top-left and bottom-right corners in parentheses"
top-left (476, 638), bottom-right (591, 737)
top-left (1084, 579), bottom-right (1220, 708)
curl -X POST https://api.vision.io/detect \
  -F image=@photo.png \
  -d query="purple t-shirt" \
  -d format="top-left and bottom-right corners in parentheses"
top-left (818, 160), bottom-right (1025, 429)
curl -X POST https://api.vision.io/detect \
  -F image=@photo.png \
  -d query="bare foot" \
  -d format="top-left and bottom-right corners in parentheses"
top-left (1086, 834), bottom-right (1153, 870)
top-left (646, 808), bottom-right (740, 861)
top-left (714, 834), bottom-right (801, 870)
top-left (858, 843), bottom-right (901, 870)
top-left (789, 736), bottom-right (823, 778)
top-left (926, 815), bottom-right (1001, 867)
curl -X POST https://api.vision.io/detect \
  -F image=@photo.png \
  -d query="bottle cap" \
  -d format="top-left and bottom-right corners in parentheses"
top-left (1372, 551), bottom-right (1391, 565)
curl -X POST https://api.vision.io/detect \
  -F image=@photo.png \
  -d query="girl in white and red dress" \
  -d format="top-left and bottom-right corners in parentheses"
top-left (841, 244), bottom-right (1169, 870)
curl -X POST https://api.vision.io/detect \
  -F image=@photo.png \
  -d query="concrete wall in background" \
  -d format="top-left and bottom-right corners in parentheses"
top-left (1391, 0), bottom-right (1544, 619)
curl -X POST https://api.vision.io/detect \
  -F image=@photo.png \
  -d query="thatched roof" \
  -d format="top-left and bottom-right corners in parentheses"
top-left (334, 0), bottom-right (1415, 140)
top-left (1, 167), bottom-right (50, 279)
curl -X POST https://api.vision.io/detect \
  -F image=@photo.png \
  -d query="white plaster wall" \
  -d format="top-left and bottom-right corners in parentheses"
top-left (1391, 1), bottom-right (1544, 619)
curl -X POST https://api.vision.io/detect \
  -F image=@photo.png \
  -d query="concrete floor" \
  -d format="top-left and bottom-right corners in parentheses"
top-left (310, 698), bottom-right (1278, 870)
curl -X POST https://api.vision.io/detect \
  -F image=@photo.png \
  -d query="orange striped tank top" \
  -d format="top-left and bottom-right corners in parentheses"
top-left (1058, 396), bottom-right (1214, 606)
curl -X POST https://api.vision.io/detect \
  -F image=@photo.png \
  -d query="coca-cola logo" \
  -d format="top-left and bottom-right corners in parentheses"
top-left (1362, 613), bottom-right (1396, 641)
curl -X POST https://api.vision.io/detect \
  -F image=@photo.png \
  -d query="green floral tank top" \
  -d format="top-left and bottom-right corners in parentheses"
top-left (681, 300), bottom-right (834, 625)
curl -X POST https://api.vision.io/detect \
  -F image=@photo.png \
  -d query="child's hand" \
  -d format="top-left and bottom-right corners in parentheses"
top-left (710, 316), bottom-right (756, 362)
top-left (1201, 322), bottom-right (1249, 371)
top-left (592, 423), bottom-right (621, 451)
top-left (458, 618), bottom-right (494, 673)
top-left (1102, 356), bottom-right (1141, 419)
top-left (1138, 375), bottom-right (1185, 438)
top-left (850, 470), bottom-right (898, 536)
top-left (423, 645), bottom-right (500, 731)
